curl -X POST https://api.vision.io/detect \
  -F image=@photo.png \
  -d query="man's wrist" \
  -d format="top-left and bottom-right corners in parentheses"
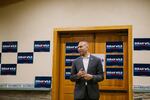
top-left (91, 75), bottom-right (93, 79)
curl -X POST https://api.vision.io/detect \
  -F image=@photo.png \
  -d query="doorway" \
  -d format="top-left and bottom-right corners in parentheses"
top-left (52, 26), bottom-right (133, 100)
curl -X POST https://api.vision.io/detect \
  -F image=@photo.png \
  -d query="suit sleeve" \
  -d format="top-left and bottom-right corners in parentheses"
top-left (70, 60), bottom-right (81, 82)
top-left (92, 58), bottom-right (104, 83)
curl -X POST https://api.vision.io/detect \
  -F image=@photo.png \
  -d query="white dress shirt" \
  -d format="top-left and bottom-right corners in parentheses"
top-left (82, 54), bottom-right (90, 85)
top-left (82, 54), bottom-right (90, 72)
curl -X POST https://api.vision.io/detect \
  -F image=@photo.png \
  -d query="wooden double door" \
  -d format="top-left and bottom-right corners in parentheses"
top-left (59, 30), bottom-right (129, 100)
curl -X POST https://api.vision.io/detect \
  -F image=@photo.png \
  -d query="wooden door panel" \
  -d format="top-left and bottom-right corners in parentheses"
top-left (100, 92), bottom-right (128, 100)
top-left (60, 33), bottom-right (94, 100)
top-left (59, 31), bottom-right (129, 100)
top-left (95, 32), bottom-right (128, 90)
top-left (64, 94), bottom-right (74, 100)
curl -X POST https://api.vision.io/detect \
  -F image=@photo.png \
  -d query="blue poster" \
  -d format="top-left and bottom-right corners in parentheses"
top-left (106, 41), bottom-right (123, 53)
top-left (106, 55), bottom-right (123, 66)
top-left (65, 68), bottom-right (71, 79)
top-left (106, 68), bottom-right (123, 80)
top-left (65, 56), bottom-right (79, 66)
top-left (134, 64), bottom-right (150, 76)
top-left (66, 42), bottom-right (79, 53)
top-left (0, 53), bottom-right (1, 64)
top-left (2, 41), bottom-right (17, 52)
top-left (1, 64), bottom-right (17, 75)
top-left (17, 52), bottom-right (33, 64)
top-left (34, 41), bottom-right (50, 52)
top-left (35, 76), bottom-right (51, 88)
top-left (134, 38), bottom-right (150, 50)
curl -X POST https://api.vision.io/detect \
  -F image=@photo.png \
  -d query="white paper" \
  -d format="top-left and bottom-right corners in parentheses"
top-left (91, 54), bottom-right (105, 72)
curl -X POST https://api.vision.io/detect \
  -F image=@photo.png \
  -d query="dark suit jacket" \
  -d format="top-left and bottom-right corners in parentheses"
top-left (70, 55), bottom-right (104, 99)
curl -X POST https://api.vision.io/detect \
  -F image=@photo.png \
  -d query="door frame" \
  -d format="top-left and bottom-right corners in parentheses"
top-left (52, 25), bottom-right (133, 100)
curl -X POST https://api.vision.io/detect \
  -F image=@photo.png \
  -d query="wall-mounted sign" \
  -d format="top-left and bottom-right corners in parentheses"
top-left (17, 52), bottom-right (33, 64)
top-left (106, 41), bottom-right (123, 53)
top-left (106, 54), bottom-right (123, 66)
top-left (34, 41), bottom-right (50, 52)
top-left (106, 68), bottom-right (123, 80)
top-left (134, 64), bottom-right (150, 76)
top-left (66, 42), bottom-right (79, 53)
top-left (65, 68), bottom-right (71, 79)
top-left (2, 41), bottom-right (17, 52)
top-left (134, 38), bottom-right (150, 50)
top-left (1, 64), bottom-right (17, 75)
top-left (65, 55), bottom-right (79, 66)
top-left (0, 53), bottom-right (1, 64)
top-left (34, 76), bottom-right (51, 88)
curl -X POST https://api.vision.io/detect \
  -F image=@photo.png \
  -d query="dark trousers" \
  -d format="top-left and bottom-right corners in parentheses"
top-left (75, 86), bottom-right (99, 100)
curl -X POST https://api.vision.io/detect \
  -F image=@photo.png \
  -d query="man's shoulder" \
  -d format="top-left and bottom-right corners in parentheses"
top-left (90, 55), bottom-right (99, 59)
top-left (73, 56), bottom-right (81, 62)
top-left (90, 55), bottom-right (101, 61)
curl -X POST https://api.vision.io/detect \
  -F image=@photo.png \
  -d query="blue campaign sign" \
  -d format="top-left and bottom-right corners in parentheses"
top-left (34, 76), bottom-right (51, 88)
top-left (134, 38), bottom-right (150, 50)
top-left (65, 55), bottom-right (80, 66)
top-left (34, 41), bottom-right (50, 52)
top-left (134, 64), bottom-right (150, 76)
top-left (0, 53), bottom-right (1, 64)
top-left (65, 68), bottom-right (71, 79)
top-left (106, 41), bottom-right (123, 53)
top-left (106, 55), bottom-right (123, 66)
top-left (106, 68), bottom-right (123, 80)
top-left (2, 41), bottom-right (17, 52)
top-left (66, 42), bottom-right (79, 53)
top-left (1, 64), bottom-right (17, 75)
top-left (17, 52), bottom-right (33, 64)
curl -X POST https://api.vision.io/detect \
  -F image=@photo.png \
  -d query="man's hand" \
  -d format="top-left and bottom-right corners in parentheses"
top-left (83, 74), bottom-right (93, 80)
top-left (77, 68), bottom-right (93, 80)
top-left (77, 68), bottom-right (86, 78)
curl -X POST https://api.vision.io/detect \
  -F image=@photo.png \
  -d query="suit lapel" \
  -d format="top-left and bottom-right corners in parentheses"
top-left (78, 57), bottom-right (85, 71)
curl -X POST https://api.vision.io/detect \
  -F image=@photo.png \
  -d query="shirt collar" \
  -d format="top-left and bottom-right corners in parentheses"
top-left (82, 54), bottom-right (90, 59)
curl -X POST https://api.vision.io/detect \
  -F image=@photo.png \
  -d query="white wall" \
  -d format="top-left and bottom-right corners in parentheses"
top-left (0, 0), bottom-right (150, 88)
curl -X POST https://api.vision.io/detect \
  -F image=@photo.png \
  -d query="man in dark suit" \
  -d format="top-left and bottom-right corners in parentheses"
top-left (70, 41), bottom-right (104, 100)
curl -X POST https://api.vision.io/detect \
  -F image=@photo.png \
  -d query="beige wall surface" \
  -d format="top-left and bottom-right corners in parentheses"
top-left (0, 0), bottom-right (150, 90)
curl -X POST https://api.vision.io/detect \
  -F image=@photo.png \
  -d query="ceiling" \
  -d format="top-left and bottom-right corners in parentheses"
top-left (0, 0), bottom-right (23, 7)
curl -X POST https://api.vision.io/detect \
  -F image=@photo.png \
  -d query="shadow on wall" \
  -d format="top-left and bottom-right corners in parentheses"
top-left (0, 0), bottom-right (24, 8)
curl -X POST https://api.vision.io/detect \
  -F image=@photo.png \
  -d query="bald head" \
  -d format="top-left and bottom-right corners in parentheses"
top-left (78, 41), bottom-right (89, 56)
